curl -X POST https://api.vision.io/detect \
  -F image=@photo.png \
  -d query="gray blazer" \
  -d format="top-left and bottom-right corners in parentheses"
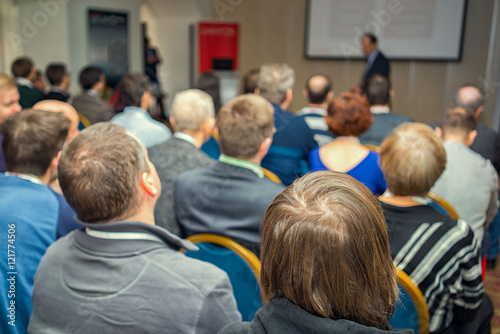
top-left (149, 137), bottom-right (215, 236)
top-left (71, 92), bottom-right (115, 124)
top-left (175, 161), bottom-right (285, 254)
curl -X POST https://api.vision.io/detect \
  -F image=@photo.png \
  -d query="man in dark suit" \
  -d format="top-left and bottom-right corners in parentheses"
top-left (41, 63), bottom-right (70, 102)
top-left (361, 33), bottom-right (390, 82)
top-left (149, 89), bottom-right (216, 236)
top-left (175, 94), bottom-right (285, 256)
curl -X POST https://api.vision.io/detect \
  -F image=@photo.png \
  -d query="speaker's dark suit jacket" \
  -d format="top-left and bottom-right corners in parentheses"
top-left (363, 51), bottom-right (390, 81)
top-left (175, 161), bottom-right (285, 255)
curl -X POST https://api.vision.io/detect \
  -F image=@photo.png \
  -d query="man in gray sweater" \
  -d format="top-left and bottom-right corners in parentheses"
top-left (28, 123), bottom-right (241, 334)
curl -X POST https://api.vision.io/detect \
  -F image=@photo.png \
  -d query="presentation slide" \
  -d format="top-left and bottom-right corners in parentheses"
top-left (305, 0), bottom-right (467, 61)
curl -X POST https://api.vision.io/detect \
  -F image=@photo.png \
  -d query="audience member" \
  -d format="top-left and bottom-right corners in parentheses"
top-left (71, 66), bottom-right (115, 124)
top-left (452, 83), bottom-right (500, 170)
top-left (32, 69), bottom-right (46, 93)
top-left (176, 94), bottom-right (284, 255)
top-left (431, 108), bottom-right (498, 250)
top-left (361, 33), bottom-right (390, 82)
top-left (110, 73), bottom-right (171, 148)
top-left (379, 123), bottom-right (492, 334)
top-left (0, 109), bottom-right (70, 334)
top-left (451, 83), bottom-right (500, 268)
top-left (360, 74), bottom-right (412, 146)
top-left (0, 73), bottom-right (22, 172)
top-left (296, 74), bottom-right (335, 146)
top-left (11, 57), bottom-right (43, 108)
top-left (196, 72), bottom-right (221, 113)
top-left (149, 89), bottom-right (215, 236)
top-left (197, 72), bottom-right (222, 159)
top-left (32, 100), bottom-right (81, 238)
top-left (144, 37), bottom-right (166, 117)
top-left (28, 123), bottom-right (241, 333)
top-left (40, 63), bottom-right (70, 102)
top-left (241, 68), bottom-right (259, 94)
top-left (257, 63), bottom-right (318, 185)
top-left (309, 92), bottom-right (386, 195)
top-left (220, 171), bottom-right (411, 334)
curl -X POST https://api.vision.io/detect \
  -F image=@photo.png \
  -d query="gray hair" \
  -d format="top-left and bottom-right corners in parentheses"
top-left (257, 63), bottom-right (295, 104)
top-left (170, 89), bottom-right (214, 132)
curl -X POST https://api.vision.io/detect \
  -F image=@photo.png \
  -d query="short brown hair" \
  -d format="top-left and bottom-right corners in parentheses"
top-left (1, 109), bottom-right (69, 176)
top-left (11, 57), bottom-right (34, 78)
top-left (261, 171), bottom-right (397, 330)
top-left (217, 94), bottom-right (274, 159)
top-left (440, 107), bottom-right (476, 137)
top-left (380, 123), bottom-right (446, 196)
top-left (58, 123), bottom-right (149, 223)
top-left (326, 92), bottom-right (373, 137)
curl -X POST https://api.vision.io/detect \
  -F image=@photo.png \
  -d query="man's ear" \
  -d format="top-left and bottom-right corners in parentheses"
top-left (254, 88), bottom-right (260, 95)
top-left (169, 116), bottom-right (176, 130)
top-left (50, 151), bottom-right (62, 172)
top-left (467, 129), bottom-right (478, 147)
top-left (435, 127), bottom-right (443, 139)
top-left (259, 136), bottom-right (273, 157)
top-left (303, 88), bottom-right (308, 99)
top-left (140, 171), bottom-right (158, 197)
top-left (203, 118), bottom-right (216, 137)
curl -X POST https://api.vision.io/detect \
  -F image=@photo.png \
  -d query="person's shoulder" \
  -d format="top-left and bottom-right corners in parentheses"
top-left (148, 249), bottom-right (231, 293)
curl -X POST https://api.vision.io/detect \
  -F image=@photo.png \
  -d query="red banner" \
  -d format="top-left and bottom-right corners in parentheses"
top-left (198, 21), bottom-right (239, 73)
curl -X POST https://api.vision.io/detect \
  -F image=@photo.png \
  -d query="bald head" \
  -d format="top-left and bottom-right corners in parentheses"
top-left (304, 74), bottom-right (333, 105)
top-left (33, 100), bottom-right (79, 141)
top-left (452, 84), bottom-right (485, 119)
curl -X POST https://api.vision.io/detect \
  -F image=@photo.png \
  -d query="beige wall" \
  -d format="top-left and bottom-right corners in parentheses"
top-left (217, 0), bottom-right (498, 125)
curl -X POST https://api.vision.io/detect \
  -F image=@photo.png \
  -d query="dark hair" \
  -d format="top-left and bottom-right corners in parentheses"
top-left (58, 123), bottom-right (149, 223)
top-left (117, 73), bottom-right (151, 107)
top-left (46, 63), bottom-right (67, 86)
top-left (11, 57), bottom-right (34, 78)
top-left (1, 109), bottom-right (69, 176)
top-left (79, 66), bottom-right (103, 90)
top-left (440, 107), bottom-right (476, 137)
top-left (305, 74), bottom-right (332, 104)
top-left (196, 72), bottom-right (221, 113)
top-left (363, 74), bottom-right (391, 106)
top-left (242, 68), bottom-right (260, 94)
top-left (364, 33), bottom-right (378, 44)
top-left (217, 94), bottom-right (274, 159)
top-left (261, 171), bottom-right (397, 330)
top-left (326, 92), bottom-right (373, 137)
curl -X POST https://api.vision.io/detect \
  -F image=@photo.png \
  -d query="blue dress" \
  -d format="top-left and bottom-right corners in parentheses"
top-left (309, 147), bottom-right (387, 195)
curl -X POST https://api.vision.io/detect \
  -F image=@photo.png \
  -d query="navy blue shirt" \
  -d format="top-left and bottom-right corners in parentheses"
top-left (261, 104), bottom-right (318, 186)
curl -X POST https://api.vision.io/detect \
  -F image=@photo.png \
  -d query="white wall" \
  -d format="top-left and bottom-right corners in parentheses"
top-left (0, 0), bottom-right (143, 96)
top-left (140, 0), bottom-right (211, 106)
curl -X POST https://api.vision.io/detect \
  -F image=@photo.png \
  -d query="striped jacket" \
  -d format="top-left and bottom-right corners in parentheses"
top-left (380, 202), bottom-right (483, 333)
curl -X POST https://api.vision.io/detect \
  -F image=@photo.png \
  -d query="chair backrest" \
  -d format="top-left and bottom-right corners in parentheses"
top-left (266, 145), bottom-right (310, 175)
top-left (390, 268), bottom-right (429, 334)
top-left (427, 191), bottom-right (459, 219)
top-left (364, 144), bottom-right (380, 152)
top-left (184, 234), bottom-right (262, 321)
top-left (263, 168), bottom-right (282, 184)
top-left (78, 112), bottom-right (91, 129)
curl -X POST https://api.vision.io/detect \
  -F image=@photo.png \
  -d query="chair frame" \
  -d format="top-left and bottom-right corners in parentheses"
top-left (395, 268), bottom-right (430, 334)
top-left (427, 191), bottom-right (459, 219)
top-left (186, 234), bottom-right (261, 282)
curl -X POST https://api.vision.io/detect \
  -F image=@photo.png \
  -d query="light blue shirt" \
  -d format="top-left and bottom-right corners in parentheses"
top-left (110, 106), bottom-right (171, 148)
